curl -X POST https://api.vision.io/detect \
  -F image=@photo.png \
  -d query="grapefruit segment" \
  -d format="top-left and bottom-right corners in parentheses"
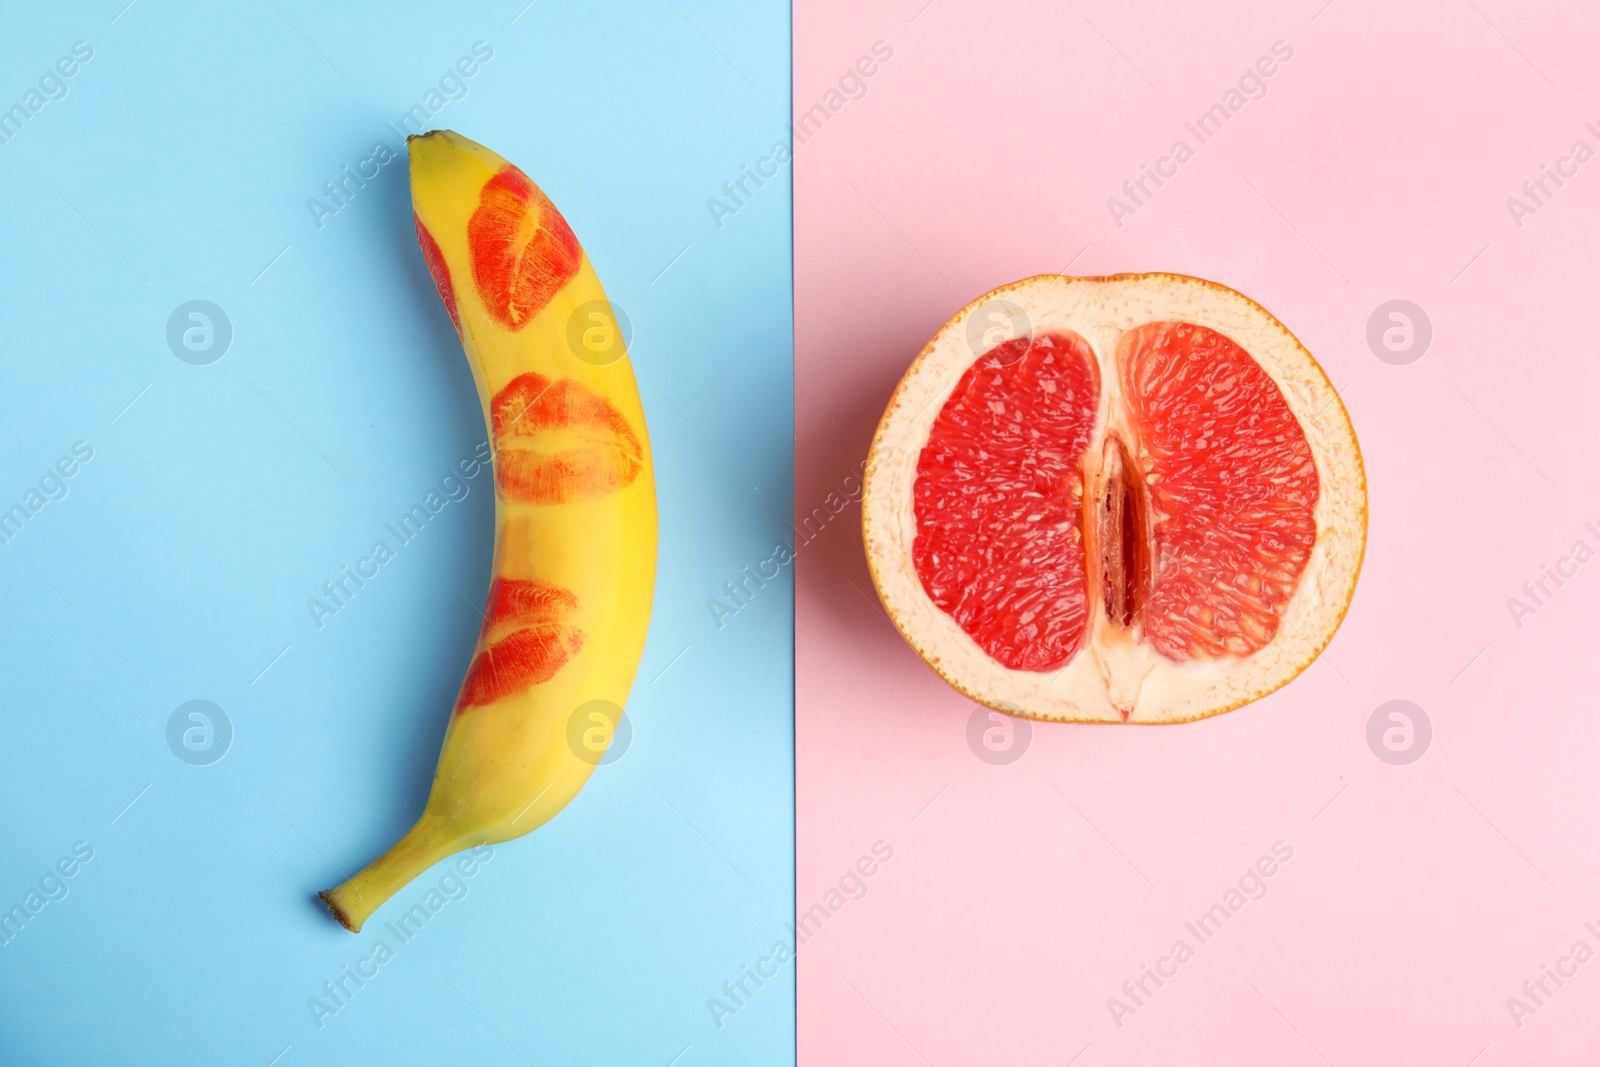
top-left (1120, 321), bottom-right (1320, 661)
top-left (863, 274), bottom-right (1365, 724)
top-left (912, 331), bottom-right (1099, 672)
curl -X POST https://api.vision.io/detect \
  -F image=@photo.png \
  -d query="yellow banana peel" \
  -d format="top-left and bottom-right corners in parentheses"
top-left (320, 130), bottom-right (656, 932)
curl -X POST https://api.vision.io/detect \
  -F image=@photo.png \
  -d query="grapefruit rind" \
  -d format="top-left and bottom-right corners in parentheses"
top-left (862, 273), bottom-right (1366, 724)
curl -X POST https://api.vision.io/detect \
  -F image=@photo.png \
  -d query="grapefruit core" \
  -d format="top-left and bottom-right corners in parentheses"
top-left (863, 274), bottom-right (1365, 724)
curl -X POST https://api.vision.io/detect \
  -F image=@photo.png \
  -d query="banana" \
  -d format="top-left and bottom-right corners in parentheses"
top-left (319, 130), bottom-right (657, 932)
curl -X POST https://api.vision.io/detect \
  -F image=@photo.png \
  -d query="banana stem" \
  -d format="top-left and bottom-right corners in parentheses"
top-left (319, 815), bottom-right (455, 933)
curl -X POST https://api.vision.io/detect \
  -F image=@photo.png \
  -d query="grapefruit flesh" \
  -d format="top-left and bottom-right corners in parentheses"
top-left (912, 332), bottom-right (1099, 672)
top-left (1123, 321), bottom-right (1320, 661)
top-left (865, 274), bottom-right (1365, 724)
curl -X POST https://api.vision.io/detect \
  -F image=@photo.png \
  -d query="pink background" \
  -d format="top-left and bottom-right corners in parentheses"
top-left (794, 1), bottom-right (1600, 1064)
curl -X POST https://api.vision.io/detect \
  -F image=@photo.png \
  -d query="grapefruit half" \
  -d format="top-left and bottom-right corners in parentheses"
top-left (863, 274), bottom-right (1365, 724)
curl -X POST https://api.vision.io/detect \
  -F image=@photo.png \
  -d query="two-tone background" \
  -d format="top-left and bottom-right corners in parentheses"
top-left (4, 1), bottom-right (1599, 1064)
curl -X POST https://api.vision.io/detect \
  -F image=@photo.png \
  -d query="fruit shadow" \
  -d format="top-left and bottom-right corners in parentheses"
top-left (795, 361), bottom-right (915, 660)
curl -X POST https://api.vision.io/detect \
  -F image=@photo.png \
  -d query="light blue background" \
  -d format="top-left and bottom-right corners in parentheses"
top-left (0, 2), bottom-right (793, 1063)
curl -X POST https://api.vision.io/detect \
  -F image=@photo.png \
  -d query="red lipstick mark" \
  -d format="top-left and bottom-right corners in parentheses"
top-left (468, 165), bottom-right (581, 331)
top-left (490, 372), bottom-right (642, 504)
top-left (456, 578), bottom-right (584, 711)
top-left (414, 214), bottom-right (460, 334)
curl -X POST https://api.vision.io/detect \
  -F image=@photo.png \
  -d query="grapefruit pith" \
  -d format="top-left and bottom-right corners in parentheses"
top-left (863, 274), bottom-right (1365, 724)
